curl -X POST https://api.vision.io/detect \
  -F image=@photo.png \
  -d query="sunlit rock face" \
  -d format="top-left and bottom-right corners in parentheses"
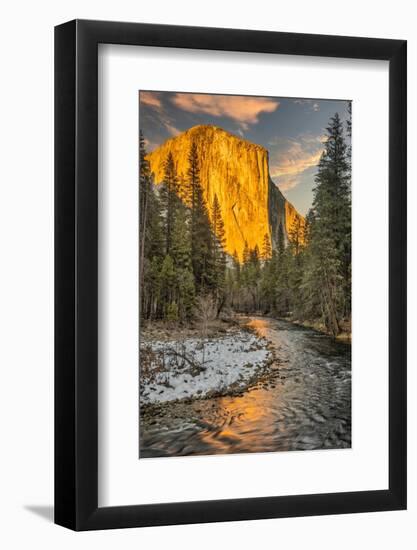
top-left (147, 125), bottom-right (304, 260)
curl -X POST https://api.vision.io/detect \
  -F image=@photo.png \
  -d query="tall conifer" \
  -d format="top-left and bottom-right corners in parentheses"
top-left (187, 143), bottom-right (216, 291)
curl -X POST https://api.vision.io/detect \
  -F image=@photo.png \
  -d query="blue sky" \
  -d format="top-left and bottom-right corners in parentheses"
top-left (139, 91), bottom-right (351, 215)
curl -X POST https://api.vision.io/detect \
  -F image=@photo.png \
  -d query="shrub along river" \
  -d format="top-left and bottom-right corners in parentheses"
top-left (140, 316), bottom-right (351, 457)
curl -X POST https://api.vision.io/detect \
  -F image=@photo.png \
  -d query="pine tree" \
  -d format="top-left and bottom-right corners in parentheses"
top-left (159, 152), bottom-right (180, 256)
top-left (143, 256), bottom-right (162, 320)
top-left (261, 233), bottom-right (272, 261)
top-left (186, 142), bottom-right (201, 210)
top-left (211, 194), bottom-right (227, 277)
top-left (288, 217), bottom-right (303, 256)
top-left (346, 101), bottom-right (352, 158)
top-left (211, 194), bottom-right (226, 251)
top-left (250, 245), bottom-right (260, 267)
top-left (160, 254), bottom-right (176, 318)
top-left (312, 112), bottom-right (350, 239)
top-left (277, 221), bottom-right (285, 258)
top-left (176, 267), bottom-right (195, 321)
top-left (187, 143), bottom-right (216, 292)
top-left (303, 209), bottom-right (315, 246)
top-left (232, 250), bottom-right (240, 279)
top-left (139, 131), bottom-right (164, 320)
top-left (225, 249), bottom-right (241, 310)
top-left (242, 240), bottom-right (250, 265)
top-left (211, 193), bottom-right (227, 314)
top-left (260, 248), bottom-right (278, 313)
top-left (170, 202), bottom-right (195, 321)
top-left (142, 195), bottom-right (164, 320)
top-left (275, 247), bottom-right (291, 316)
top-left (301, 112), bottom-right (351, 335)
top-left (273, 220), bottom-right (290, 315)
top-left (139, 130), bottom-right (151, 295)
top-left (171, 203), bottom-right (192, 271)
top-left (177, 173), bottom-right (188, 203)
top-left (287, 234), bottom-right (305, 319)
top-left (344, 102), bottom-right (352, 316)
top-left (243, 245), bottom-right (261, 311)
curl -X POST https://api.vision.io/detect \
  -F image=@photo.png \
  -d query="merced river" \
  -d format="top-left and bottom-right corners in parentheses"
top-left (140, 316), bottom-right (351, 457)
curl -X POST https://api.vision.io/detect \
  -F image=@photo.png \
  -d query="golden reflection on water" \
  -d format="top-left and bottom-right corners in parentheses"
top-left (197, 385), bottom-right (288, 453)
top-left (197, 317), bottom-right (289, 452)
top-left (245, 317), bottom-right (270, 338)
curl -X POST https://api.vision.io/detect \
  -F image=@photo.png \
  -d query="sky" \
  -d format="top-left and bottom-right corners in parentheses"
top-left (139, 91), bottom-right (351, 216)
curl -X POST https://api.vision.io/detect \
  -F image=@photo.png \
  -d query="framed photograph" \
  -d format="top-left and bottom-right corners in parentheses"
top-left (55, 20), bottom-right (406, 530)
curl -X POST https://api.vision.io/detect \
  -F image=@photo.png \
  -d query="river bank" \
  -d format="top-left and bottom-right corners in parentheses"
top-left (279, 317), bottom-right (351, 342)
top-left (140, 315), bottom-right (351, 457)
top-left (140, 317), bottom-right (276, 407)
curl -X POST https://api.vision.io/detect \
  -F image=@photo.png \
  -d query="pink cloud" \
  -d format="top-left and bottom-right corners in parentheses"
top-left (171, 93), bottom-right (279, 125)
top-left (270, 134), bottom-right (325, 192)
top-left (271, 142), bottom-right (323, 179)
top-left (140, 91), bottom-right (180, 136)
top-left (140, 91), bottom-right (162, 109)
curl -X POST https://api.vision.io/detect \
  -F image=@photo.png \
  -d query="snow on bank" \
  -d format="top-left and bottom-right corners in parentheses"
top-left (140, 331), bottom-right (271, 405)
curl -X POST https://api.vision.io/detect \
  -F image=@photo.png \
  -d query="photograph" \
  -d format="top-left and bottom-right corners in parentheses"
top-left (138, 91), bottom-right (352, 458)
top-left (0, 1), bottom-right (409, 542)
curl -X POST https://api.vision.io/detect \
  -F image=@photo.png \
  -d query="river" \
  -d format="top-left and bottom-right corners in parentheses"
top-left (140, 316), bottom-right (351, 457)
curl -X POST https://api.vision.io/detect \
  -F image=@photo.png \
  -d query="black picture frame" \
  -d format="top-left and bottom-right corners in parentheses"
top-left (55, 19), bottom-right (407, 531)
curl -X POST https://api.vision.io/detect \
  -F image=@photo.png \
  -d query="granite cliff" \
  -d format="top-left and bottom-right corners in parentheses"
top-left (147, 125), bottom-right (304, 260)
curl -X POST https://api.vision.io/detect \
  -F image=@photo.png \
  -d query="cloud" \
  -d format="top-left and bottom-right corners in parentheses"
top-left (140, 91), bottom-right (162, 109)
top-left (165, 123), bottom-right (181, 136)
top-left (270, 134), bottom-right (325, 193)
top-left (171, 93), bottom-right (279, 126)
top-left (293, 98), bottom-right (320, 112)
top-left (276, 176), bottom-right (299, 192)
top-left (271, 147), bottom-right (322, 177)
top-left (140, 91), bottom-right (181, 137)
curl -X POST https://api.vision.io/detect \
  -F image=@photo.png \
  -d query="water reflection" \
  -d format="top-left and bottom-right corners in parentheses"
top-left (140, 317), bottom-right (351, 457)
top-left (245, 317), bottom-right (270, 337)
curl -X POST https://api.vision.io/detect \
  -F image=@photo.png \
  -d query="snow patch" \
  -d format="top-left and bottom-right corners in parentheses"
top-left (140, 331), bottom-right (271, 404)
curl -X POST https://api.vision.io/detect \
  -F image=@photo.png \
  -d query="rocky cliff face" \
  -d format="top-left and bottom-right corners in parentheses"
top-left (147, 125), bottom-right (304, 260)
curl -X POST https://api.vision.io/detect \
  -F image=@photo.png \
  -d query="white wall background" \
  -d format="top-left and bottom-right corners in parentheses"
top-left (0, 0), bottom-right (414, 548)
